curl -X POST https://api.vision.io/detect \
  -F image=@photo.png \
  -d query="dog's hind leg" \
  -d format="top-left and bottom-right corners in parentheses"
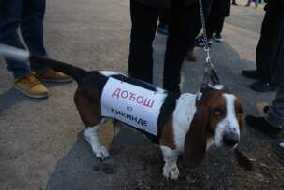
top-left (74, 90), bottom-right (110, 160)
top-left (84, 122), bottom-right (110, 160)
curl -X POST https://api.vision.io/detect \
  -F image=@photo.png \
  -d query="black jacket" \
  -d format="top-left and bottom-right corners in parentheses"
top-left (133, 0), bottom-right (198, 8)
top-left (264, 0), bottom-right (284, 12)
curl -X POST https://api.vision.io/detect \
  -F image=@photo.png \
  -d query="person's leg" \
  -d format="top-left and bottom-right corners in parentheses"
top-left (0, 0), bottom-right (31, 78)
top-left (21, 0), bottom-right (71, 83)
top-left (242, 9), bottom-right (281, 88)
top-left (267, 22), bottom-right (284, 126)
top-left (246, 55), bottom-right (284, 137)
top-left (245, 14), bottom-right (284, 136)
top-left (214, 16), bottom-right (225, 42)
top-left (215, 16), bottom-right (225, 35)
top-left (194, 0), bottom-right (214, 47)
top-left (163, 2), bottom-right (198, 93)
top-left (21, 0), bottom-right (47, 72)
top-left (242, 10), bottom-right (272, 79)
top-left (21, 0), bottom-right (46, 56)
top-left (206, 12), bottom-right (219, 40)
top-left (267, 84), bottom-right (284, 129)
top-left (249, 10), bottom-right (282, 92)
top-left (128, 0), bottom-right (159, 83)
top-left (247, 2), bottom-right (284, 163)
top-left (0, 0), bottom-right (51, 99)
top-left (185, 6), bottom-right (200, 62)
top-left (256, 11), bottom-right (276, 81)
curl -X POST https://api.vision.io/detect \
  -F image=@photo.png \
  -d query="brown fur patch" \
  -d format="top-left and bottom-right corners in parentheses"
top-left (74, 88), bottom-right (101, 127)
top-left (159, 117), bottom-right (175, 149)
top-left (184, 105), bottom-right (209, 167)
top-left (235, 97), bottom-right (244, 130)
top-left (200, 90), bottom-right (227, 132)
top-left (99, 120), bottom-right (120, 149)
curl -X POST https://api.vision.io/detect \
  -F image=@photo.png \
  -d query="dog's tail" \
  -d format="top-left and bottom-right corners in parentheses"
top-left (30, 56), bottom-right (87, 83)
top-left (0, 43), bottom-right (87, 83)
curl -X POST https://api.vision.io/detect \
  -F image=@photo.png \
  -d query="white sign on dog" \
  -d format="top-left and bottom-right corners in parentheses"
top-left (101, 77), bottom-right (167, 135)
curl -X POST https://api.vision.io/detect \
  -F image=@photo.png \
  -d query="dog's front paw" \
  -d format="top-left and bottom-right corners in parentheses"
top-left (163, 164), bottom-right (179, 180)
top-left (95, 146), bottom-right (110, 160)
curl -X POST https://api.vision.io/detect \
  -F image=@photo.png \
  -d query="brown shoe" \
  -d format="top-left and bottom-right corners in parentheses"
top-left (14, 73), bottom-right (49, 99)
top-left (37, 68), bottom-right (72, 83)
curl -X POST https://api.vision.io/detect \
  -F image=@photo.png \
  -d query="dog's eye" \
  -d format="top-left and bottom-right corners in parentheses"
top-left (213, 108), bottom-right (225, 117)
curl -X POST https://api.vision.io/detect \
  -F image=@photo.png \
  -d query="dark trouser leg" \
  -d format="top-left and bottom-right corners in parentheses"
top-left (0, 0), bottom-right (31, 78)
top-left (128, 1), bottom-right (159, 83)
top-left (267, 22), bottom-right (284, 128)
top-left (256, 10), bottom-right (282, 83)
top-left (207, 0), bottom-right (226, 38)
top-left (215, 16), bottom-right (225, 35)
top-left (206, 14), bottom-right (216, 39)
top-left (196, 0), bottom-right (213, 40)
top-left (22, 0), bottom-right (47, 72)
top-left (188, 7), bottom-right (201, 51)
top-left (267, 84), bottom-right (284, 129)
top-left (163, 3), bottom-right (199, 93)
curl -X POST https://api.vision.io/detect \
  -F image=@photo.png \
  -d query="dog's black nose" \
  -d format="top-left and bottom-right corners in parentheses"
top-left (223, 131), bottom-right (239, 147)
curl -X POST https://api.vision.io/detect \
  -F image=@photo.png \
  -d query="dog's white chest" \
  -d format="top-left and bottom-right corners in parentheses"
top-left (101, 78), bottom-right (167, 135)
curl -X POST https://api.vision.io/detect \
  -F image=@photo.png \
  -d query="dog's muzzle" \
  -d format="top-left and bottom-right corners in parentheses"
top-left (223, 129), bottom-right (239, 147)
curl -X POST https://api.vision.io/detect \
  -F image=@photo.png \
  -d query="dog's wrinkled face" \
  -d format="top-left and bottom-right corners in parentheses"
top-left (183, 88), bottom-right (244, 167)
top-left (202, 90), bottom-right (244, 148)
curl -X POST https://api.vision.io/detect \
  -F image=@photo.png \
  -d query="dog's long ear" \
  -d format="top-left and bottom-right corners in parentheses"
top-left (235, 97), bottom-right (244, 131)
top-left (184, 106), bottom-right (209, 167)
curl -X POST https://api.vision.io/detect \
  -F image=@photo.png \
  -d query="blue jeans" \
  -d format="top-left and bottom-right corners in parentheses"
top-left (0, 0), bottom-right (47, 78)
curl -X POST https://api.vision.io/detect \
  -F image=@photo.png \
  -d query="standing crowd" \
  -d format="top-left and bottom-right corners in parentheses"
top-left (0, 0), bottom-right (283, 162)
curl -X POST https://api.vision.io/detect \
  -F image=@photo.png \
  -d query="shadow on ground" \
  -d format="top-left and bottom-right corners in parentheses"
top-left (0, 88), bottom-right (26, 114)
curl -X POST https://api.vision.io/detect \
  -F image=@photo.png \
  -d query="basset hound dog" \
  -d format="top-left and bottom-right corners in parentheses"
top-left (0, 45), bottom-right (244, 180)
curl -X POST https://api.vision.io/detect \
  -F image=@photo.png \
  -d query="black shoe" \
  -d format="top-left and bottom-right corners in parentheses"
top-left (241, 70), bottom-right (260, 80)
top-left (250, 81), bottom-right (277, 92)
top-left (232, 2), bottom-right (238, 6)
top-left (214, 33), bottom-right (223, 43)
top-left (245, 115), bottom-right (282, 138)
